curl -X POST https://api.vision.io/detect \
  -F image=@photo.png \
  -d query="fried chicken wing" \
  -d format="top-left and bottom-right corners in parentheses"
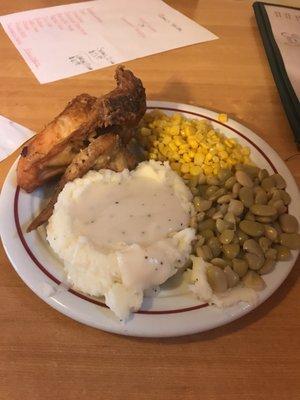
top-left (17, 94), bottom-right (97, 192)
top-left (17, 66), bottom-right (146, 192)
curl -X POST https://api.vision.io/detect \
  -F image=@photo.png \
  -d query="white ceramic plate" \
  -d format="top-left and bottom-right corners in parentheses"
top-left (0, 101), bottom-right (299, 337)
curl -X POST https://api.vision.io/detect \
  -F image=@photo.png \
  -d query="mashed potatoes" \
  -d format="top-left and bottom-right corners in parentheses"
top-left (47, 160), bottom-right (195, 319)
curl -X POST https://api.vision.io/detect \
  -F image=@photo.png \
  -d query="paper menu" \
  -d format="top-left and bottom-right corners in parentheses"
top-left (0, 0), bottom-right (218, 84)
top-left (265, 5), bottom-right (300, 100)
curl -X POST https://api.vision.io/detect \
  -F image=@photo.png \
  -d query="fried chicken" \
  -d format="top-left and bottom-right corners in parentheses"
top-left (17, 94), bottom-right (97, 192)
top-left (17, 66), bottom-right (146, 192)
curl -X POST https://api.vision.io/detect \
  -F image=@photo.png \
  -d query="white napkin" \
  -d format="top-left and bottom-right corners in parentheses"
top-left (0, 115), bottom-right (33, 162)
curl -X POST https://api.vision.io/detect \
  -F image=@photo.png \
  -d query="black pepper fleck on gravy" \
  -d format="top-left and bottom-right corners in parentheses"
top-left (69, 174), bottom-right (190, 247)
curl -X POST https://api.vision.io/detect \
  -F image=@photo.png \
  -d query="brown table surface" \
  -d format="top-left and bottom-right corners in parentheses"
top-left (0, 1), bottom-right (299, 399)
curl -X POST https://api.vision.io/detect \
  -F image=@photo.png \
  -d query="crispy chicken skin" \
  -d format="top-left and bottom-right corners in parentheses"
top-left (17, 66), bottom-right (146, 192)
top-left (17, 94), bottom-right (97, 192)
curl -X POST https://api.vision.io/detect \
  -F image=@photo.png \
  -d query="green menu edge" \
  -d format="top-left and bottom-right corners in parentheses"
top-left (253, 1), bottom-right (300, 145)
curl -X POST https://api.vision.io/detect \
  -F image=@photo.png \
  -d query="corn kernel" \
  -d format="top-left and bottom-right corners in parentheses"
top-left (168, 126), bottom-right (180, 136)
top-left (168, 142), bottom-right (177, 152)
top-left (218, 113), bottom-right (228, 123)
top-left (213, 167), bottom-right (220, 175)
top-left (241, 147), bottom-right (250, 155)
top-left (174, 136), bottom-right (184, 146)
top-left (172, 113), bottom-right (182, 123)
top-left (182, 153), bottom-right (191, 163)
top-left (216, 143), bottom-right (225, 151)
top-left (158, 142), bottom-right (165, 153)
top-left (194, 134), bottom-right (203, 143)
top-left (170, 162), bottom-right (180, 172)
top-left (224, 140), bottom-right (232, 148)
top-left (203, 165), bottom-right (213, 175)
top-left (205, 153), bottom-right (213, 162)
top-left (181, 164), bottom-right (190, 173)
top-left (194, 153), bottom-right (205, 165)
top-left (187, 137), bottom-right (198, 149)
top-left (162, 135), bottom-right (172, 145)
top-left (184, 126), bottom-right (196, 137)
top-left (220, 151), bottom-right (228, 160)
top-left (190, 165), bottom-right (202, 176)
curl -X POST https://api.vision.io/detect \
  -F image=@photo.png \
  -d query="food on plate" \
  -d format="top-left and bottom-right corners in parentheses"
top-left (17, 66), bottom-right (146, 193)
top-left (16, 65), bottom-right (299, 320)
top-left (218, 113), bottom-right (228, 123)
top-left (187, 256), bottom-right (258, 308)
top-left (185, 163), bottom-right (300, 298)
top-left (18, 93), bottom-right (97, 192)
top-left (47, 161), bottom-right (195, 319)
top-left (138, 111), bottom-right (251, 179)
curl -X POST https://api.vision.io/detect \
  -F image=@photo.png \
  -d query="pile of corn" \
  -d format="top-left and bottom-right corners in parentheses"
top-left (138, 110), bottom-right (251, 179)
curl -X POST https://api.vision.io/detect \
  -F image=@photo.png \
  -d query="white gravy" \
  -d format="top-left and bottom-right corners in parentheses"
top-left (70, 176), bottom-right (189, 249)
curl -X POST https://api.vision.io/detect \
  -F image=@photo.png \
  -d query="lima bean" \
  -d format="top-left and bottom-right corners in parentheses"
top-left (244, 253), bottom-right (264, 270)
top-left (206, 265), bottom-right (228, 293)
top-left (223, 243), bottom-right (240, 259)
top-left (279, 214), bottom-right (299, 234)
top-left (228, 199), bottom-right (244, 216)
top-left (224, 266), bottom-right (239, 288)
top-left (280, 233), bottom-right (300, 250)
top-left (243, 271), bottom-right (266, 291)
top-left (232, 258), bottom-right (248, 277)
top-left (250, 204), bottom-right (277, 217)
top-left (264, 225), bottom-right (278, 241)
top-left (272, 173), bottom-right (286, 189)
top-left (235, 170), bottom-right (253, 187)
top-left (259, 258), bottom-right (276, 275)
top-left (219, 229), bottom-right (234, 244)
top-left (274, 245), bottom-right (291, 261)
top-left (207, 237), bottom-right (222, 257)
top-left (239, 187), bottom-right (254, 207)
top-left (239, 220), bottom-right (264, 237)
top-left (243, 239), bottom-right (264, 257)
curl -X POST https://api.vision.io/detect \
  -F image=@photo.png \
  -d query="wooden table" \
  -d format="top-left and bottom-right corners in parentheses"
top-left (0, 1), bottom-right (299, 399)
